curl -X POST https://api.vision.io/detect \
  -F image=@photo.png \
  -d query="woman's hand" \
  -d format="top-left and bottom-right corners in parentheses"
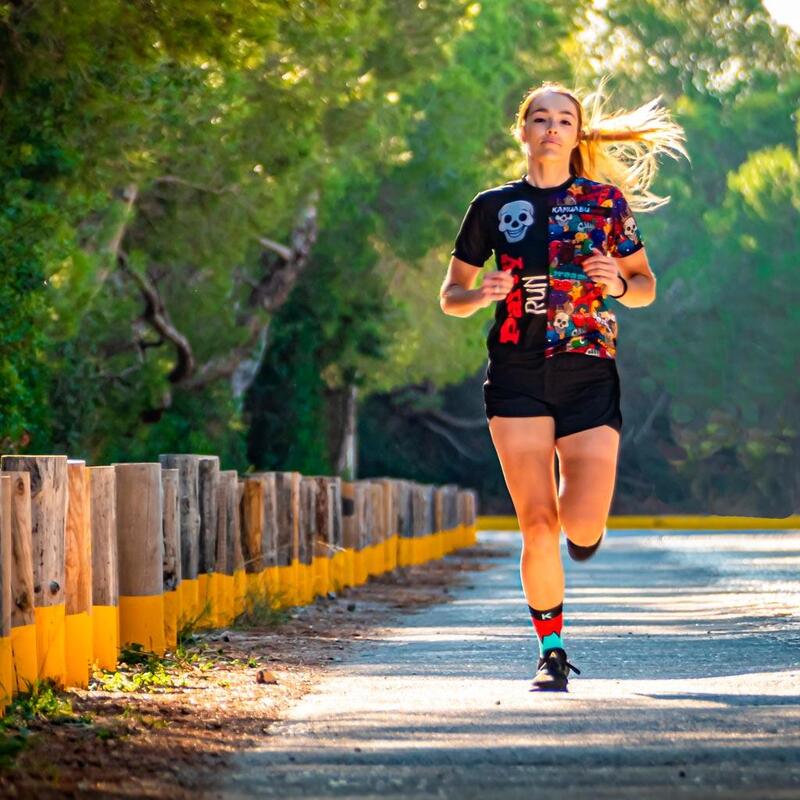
top-left (477, 270), bottom-right (515, 308)
top-left (582, 247), bottom-right (625, 296)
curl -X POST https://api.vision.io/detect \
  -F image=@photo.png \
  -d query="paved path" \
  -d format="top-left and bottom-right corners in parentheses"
top-left (219, 530), bottom-right (800, 799)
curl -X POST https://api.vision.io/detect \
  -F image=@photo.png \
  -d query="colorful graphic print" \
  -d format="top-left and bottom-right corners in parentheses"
top-left (543, 178), bottom-right (642, 359)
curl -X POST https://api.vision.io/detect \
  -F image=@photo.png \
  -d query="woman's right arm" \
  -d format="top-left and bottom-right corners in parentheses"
top-left (439, 256), bottom-right (514, 318)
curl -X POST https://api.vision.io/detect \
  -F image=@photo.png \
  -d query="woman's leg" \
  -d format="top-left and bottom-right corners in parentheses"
top-left (487, 416), bottom-right (561, 609)
top-left (554, 424), bottom-right (621, 546)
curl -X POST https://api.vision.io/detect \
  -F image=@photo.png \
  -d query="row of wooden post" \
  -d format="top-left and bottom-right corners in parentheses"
top-left (0, 455), bottom-right (478, 709)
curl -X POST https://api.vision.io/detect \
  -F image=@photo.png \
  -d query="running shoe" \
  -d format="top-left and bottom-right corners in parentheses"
top-left (531, 646), bottom-right (581, 691)
top-left (566, 528), bottom-right (605, 562)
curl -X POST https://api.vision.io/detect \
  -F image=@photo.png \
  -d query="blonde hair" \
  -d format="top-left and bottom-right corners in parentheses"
top-left (511, 76), bottom-right (689, 213)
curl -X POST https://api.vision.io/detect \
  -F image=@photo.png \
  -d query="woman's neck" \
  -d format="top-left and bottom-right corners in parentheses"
top-left (524, 161), bottom-right (572, 189)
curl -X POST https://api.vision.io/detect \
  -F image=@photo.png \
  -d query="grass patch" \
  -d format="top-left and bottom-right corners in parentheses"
top-left (91, 644), bottom-right (188, 693)
top-left (0, 680), bottom-right (93, 770)
top-left (232, 587), bottom-right (292, 628)
top-left (176, 599), bottom-right (213, 645)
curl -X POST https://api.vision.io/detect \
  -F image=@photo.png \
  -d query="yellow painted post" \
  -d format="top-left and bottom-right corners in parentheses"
top-left (65, 460), bottom-right (93, 688)
top-left (196, 456), bottom-right (220, 629)
top-left (0, 476), bottom-right (14, 710)
top-left (89, 466), bottom-right (118, 671)
top-left (274, 472), bottom-right (301, 607)
top-left (5, 472), bottom-right (38, 692)
top-left (340, 482), bottom-right (357, 587)
top-left (216, 471), bottom-right (239, 626)
top-left (2, 455), bottom-right (68, 686)
top-left (299, 477), bottom-right (316, 604)
top-left (158, 455), bottom-right (201, 627)
top-left (115, 463), bottom-right (165, 656)
top-left (161, 468), bottom-right (181, 649)
top-left (240, 475), bottom-right (266, 615)
top-left (233, 480), bottom-right (247, 618)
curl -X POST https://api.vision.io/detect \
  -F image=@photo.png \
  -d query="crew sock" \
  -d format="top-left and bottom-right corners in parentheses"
top-left (528, 602), bottom-right (564, 657)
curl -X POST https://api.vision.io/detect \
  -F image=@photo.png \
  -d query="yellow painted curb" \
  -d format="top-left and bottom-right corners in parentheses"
top-left (65, 611), bottom-right (92, 688)
top-left (0, 637), bottom-right (12, 712)
top-left (163, 590), bottom-right (179, 649)
top-left (34, 604), bottom-right (66, 685)
top-left (477, 514), bottom-right (800, 531)
top-left (10, 624), bottom-right (37, 692)
top-left (91, 605), bottom-right (118, 671)
top-left (119, 594), bottom-right (166, 656)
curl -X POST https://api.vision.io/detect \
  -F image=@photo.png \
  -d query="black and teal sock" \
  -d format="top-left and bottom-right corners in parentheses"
top-left (528, 602), bottom-right (564, 657)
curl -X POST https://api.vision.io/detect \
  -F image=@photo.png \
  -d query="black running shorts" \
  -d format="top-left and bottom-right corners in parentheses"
top-left (483, 353), bottom-right (623, 439)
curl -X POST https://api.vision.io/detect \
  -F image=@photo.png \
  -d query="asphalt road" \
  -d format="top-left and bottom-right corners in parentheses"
top-left (218, 529), bottom-right (800, 799)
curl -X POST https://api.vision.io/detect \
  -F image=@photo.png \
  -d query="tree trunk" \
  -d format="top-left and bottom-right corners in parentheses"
top-left (326, 384), bottom-right (358, 479)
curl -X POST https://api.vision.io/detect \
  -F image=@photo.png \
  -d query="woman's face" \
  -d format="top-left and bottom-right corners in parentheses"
top-left (520, 91), bottom-right (580, 162)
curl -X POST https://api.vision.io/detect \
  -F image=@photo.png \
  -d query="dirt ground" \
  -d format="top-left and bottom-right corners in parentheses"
top-left (0, 543), bottom-right (506, 799)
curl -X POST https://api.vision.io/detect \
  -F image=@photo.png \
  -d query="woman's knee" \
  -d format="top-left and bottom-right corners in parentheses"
top-left (519, 508), bottom-right (560, 546)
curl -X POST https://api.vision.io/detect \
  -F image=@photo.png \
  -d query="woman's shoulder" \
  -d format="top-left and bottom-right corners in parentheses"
top-left (468, 179), bottom-right (524, 205)
top-left (572, 175), bottom-right (624, 198)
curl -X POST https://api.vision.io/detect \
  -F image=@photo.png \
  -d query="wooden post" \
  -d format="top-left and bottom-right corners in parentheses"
top-left (369, 481), bottom-right (386, 576)
top-left (387, 479), bottom-right (402, 572)
top-left (377, 479), bottom-right (396, 573)
top-left (194, 456), bottom-right (219, 628)
top-left (298, 478), bottom-right (316, 604)
top-left (89, 466), bottom-right (118, 670)
top-left (340, 481), bottom-right (357, 587)
top-left (0, 476), bottom-right (13, 709)
top-left (1, 455), bottom-right (68, 685)
top-left (161, 468), bottom-right (180, 648)
top-left (6, 471), bottom-right (37, 691)
top-left (158, 455), bottom-right (200, 625)
top-left (233, 480), bottom-right (246, 616)
top-left (324, 477), bottom-right (344, 593)
top-left (396, 479), bottom-right (413, 568)
top-left (215, 471), bottom-right (238, 626)
top-left (240, 475), bottom-right (265, 608)
top-left (260, 473), bottom-right (279, 606)
top-left (115, 463), bottom-right (165, 655)
top-left (446, 484), bottom-right (460, 552)
top-left (309, 476), bottom-right (338, 598)
top-left (65, 460), bottom-right (93, 688)
top-left (274, 472), bottom-right (300, 607)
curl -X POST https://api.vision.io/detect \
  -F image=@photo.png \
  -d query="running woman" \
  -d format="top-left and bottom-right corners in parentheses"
top-left (440, 78), bottom-right (687, 690)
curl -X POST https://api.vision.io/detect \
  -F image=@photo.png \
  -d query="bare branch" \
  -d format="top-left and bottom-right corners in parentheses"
top-left (184, 191), bottom-right (320, 393)
top-left (152, 175), bottom-right (239, 196)
top-left (256, 235), bottom-right (293, 262)
top-left (117, 251), bottom-right (195, 383)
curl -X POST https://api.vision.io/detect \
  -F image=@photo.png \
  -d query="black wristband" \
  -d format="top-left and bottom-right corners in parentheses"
top-left (609, 273), bottom-right (628, 299)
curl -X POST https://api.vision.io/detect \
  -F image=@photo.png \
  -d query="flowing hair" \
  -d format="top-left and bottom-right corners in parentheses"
top-left (511, 75), bottom-right (689, 213)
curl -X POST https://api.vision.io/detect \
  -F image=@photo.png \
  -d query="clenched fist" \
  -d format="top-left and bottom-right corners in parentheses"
top-left (477, 270), bottom-right (515, 308)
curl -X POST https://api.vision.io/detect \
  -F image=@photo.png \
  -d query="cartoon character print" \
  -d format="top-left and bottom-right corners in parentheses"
top-left (616, 213), bottom-right (641, 255)
top-left (544, 179), bottom-right (638, 359)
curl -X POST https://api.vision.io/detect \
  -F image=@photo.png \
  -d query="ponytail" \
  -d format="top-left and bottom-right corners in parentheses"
top-left (512, 75), bottom-right (689, 213)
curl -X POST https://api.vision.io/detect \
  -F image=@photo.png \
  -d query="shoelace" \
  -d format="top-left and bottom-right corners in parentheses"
top-left (541, 651), bottom-right (582, 676)
top-left (564, 657), bottom-right (581, 675)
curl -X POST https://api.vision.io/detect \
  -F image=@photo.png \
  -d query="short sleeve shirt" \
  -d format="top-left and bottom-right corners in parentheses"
top-left (451, 173), bottom-right (644, 365)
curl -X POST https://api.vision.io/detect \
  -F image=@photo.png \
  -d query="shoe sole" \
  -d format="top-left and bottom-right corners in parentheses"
top-left (530, 678), bottom-right (568, 691)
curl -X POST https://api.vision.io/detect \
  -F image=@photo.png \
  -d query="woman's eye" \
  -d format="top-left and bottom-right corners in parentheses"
top-left (561, 120), bottom-right (571, 125)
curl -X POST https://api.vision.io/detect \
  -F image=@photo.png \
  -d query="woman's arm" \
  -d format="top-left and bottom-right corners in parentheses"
top-left (583, 247), bottom-right (657, 308)
top-left (440, 256), bottom-right (514, 317)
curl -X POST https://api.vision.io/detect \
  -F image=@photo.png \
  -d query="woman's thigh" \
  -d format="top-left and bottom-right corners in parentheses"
top-left (554, 424), bottom-right (620, 544)
top-left (487, 415), bottom-right (559, 535)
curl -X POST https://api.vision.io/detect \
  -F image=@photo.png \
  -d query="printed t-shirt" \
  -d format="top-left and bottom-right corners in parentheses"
top-left (450, 173), bottom-right (645, 366)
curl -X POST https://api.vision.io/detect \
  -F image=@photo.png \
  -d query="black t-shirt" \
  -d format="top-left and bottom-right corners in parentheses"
top-left (450, 173), bottom-right (643, 366)
top-left (451, 174), bottom-right (575, 363)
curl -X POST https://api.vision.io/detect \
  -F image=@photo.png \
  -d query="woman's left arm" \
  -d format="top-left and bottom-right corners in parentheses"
top-left (583, 246), bottom-right (657, 308)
